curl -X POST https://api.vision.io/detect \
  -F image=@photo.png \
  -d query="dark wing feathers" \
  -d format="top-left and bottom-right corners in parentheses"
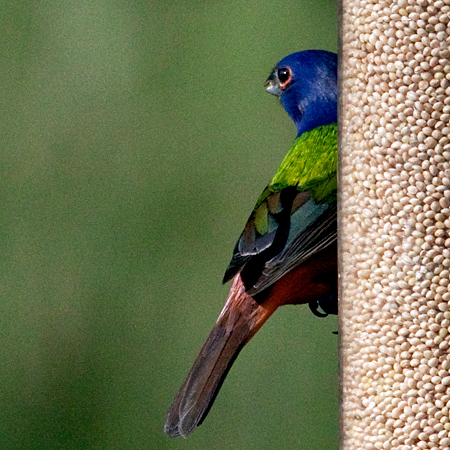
top-left (247, 201), bottom-right (337, 295)
top-left (222, 186), bottom-right (299, 285)
top-left (222, 250), bottom-right (251, 284)
top-left (223, 186), bottom-right (337, 296)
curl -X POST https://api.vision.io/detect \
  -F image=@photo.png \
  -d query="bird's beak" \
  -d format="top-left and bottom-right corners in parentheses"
top-left (265, 71), bottom-right (282, 97)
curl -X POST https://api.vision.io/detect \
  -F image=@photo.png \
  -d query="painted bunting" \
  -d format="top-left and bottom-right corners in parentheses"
top-left (164, 50), bottom-right (338, 438)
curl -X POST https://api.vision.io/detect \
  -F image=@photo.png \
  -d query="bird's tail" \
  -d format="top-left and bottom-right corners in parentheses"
top-left (164, 275), bottom-right (279, 438)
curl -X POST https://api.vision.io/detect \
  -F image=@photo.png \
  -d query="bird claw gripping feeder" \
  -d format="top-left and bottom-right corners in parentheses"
top-left (340, 0), bottom-right (450, 448)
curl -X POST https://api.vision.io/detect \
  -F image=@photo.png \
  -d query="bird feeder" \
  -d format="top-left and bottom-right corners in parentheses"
top-left (340, 1), bottom-right (450, 448)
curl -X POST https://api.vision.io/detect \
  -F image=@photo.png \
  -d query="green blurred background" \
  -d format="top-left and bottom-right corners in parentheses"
top-left (2, 1), bottom-right (338, 449)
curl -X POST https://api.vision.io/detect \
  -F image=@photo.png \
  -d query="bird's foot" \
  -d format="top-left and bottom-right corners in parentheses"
top-left (308, 293), bottom-right (338, 317)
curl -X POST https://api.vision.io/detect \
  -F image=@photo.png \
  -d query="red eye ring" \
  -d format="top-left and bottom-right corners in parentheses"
top-left (277, 67), bottom-right (292, 87)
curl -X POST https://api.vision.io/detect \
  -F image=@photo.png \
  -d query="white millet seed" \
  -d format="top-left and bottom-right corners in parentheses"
top-left (341, 0), bottom-right (450, 449)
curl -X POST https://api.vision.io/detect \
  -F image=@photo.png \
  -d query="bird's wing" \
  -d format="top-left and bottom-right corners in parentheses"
top-left (223, 123), bottom-right (337, 296)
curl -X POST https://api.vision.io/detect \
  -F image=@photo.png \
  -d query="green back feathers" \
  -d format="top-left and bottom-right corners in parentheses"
top-left (257, 123), bottom-right (337, 207)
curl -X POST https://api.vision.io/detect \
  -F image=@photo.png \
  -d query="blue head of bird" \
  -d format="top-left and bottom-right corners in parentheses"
top-left (265, 50), bottom-right (338, 137)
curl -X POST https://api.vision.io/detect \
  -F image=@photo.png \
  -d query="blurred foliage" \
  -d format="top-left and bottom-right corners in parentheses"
top-left (1, 1), bottom-right (338, 449)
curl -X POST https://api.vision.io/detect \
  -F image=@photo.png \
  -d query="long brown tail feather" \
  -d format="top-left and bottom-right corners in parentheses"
top-left (164, 275), bottom-right (278, 438)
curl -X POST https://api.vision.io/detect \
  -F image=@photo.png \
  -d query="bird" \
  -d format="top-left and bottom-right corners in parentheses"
top-left (164, 50), bottom-right (338, 438)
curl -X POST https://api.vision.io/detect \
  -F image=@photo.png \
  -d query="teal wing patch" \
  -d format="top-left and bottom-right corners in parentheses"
top-left (223, 187), bottom-right (336, 294)
top-left (247, 200), bottom-right (336, 295)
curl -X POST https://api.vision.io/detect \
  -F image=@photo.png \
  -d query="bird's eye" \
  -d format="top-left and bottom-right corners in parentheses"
top-left (277, 67), bottom-right (292, 86)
